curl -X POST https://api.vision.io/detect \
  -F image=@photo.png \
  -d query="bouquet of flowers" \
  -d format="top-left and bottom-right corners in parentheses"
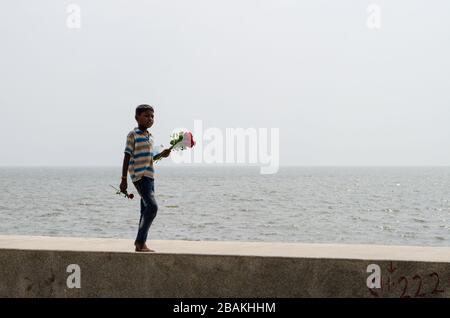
top-left (169, 131), bottom-right (196, 150)
top-left (153, 131), bottom-right (196, 162)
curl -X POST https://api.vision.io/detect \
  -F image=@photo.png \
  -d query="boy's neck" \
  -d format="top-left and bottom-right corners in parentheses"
top-left (138, 125), bottom-right (148, 132)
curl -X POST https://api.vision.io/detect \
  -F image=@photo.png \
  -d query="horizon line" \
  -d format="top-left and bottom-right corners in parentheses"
top-left (1, 164), bottom-right (449, 168)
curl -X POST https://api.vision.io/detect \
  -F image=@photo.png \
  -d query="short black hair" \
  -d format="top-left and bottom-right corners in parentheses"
top-left (135, 104), bottom-right (154, 116)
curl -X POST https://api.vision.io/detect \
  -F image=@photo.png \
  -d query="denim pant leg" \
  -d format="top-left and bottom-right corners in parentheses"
top-left (133, 177), bottom-right (158, 244)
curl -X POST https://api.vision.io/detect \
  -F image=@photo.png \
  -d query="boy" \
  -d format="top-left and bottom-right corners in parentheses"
top-left (120, 104), bottom-right (171, 252)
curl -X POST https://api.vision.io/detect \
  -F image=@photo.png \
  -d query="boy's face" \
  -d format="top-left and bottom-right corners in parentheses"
top-left (136, 110), bottom-right (154, 129)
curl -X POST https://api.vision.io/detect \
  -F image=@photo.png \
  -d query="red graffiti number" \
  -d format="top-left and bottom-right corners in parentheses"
top-left (430, 272), bottom-right (444, 295)
top-left (412, 275), bottom-right (426, 297)
top-left (398, 276), bottom-right (410, 298)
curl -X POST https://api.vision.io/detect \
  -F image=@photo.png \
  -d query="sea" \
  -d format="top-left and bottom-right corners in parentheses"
top-left (0, 166), bottom-right (449, 246)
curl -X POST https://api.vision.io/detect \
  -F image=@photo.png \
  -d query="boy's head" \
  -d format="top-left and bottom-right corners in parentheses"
top-left (135, 104), bottom-right (154, 129)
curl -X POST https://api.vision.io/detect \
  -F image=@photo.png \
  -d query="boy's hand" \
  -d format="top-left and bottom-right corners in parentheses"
top-left (160, 148), bottom-right (171, 158)
top-left (154, 148), bottom-right (171, 160)
top-left (120, 179), bottom-right (127, 193)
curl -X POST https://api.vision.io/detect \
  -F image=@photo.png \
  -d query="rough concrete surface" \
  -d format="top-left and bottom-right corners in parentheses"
top-left (0, 235), bottom-right (449, 298)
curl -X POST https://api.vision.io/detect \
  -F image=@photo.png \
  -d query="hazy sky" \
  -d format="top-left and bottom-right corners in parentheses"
top-left (1, 0), bottom-right (449, 166)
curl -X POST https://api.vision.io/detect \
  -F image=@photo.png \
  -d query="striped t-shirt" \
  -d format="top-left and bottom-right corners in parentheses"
top-left (124, 127), bottom-right (155, 182)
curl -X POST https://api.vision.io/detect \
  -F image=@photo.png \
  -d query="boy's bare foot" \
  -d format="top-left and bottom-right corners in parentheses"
top-left (134, 243), bottom-right (155, 252)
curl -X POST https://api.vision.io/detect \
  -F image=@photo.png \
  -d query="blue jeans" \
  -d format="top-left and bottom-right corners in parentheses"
top-left (133, 177), bottom-right (158, 245)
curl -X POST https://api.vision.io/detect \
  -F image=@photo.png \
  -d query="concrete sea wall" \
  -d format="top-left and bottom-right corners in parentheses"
top-left (0, 235), bottom-right (449, 298)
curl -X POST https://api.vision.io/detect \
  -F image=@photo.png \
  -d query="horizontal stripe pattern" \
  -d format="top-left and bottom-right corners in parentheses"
top-left (134, 152), bottom-right (152, 159)
top-left (124, 127), bottom-right (155, 182)
top-left (134, 166), bottom-right (154, 173)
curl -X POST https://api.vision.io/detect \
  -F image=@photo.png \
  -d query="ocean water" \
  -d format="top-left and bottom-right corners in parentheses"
top-left (0, 167), bottom-right (449, 246)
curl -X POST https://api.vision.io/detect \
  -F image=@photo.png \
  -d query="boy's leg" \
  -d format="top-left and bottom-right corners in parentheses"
top-left (133, 177), bottom-right (158, 245)
top-left (136, 198), bottom-right (145, 240)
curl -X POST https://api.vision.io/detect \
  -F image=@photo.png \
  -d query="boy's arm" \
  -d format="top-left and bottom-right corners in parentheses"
top-left (121, 132), bottom-right (134, 192)
top-left (120, 153), bottom-right (131, 193)
top-left (153, 148), bottom-right (171, 161)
